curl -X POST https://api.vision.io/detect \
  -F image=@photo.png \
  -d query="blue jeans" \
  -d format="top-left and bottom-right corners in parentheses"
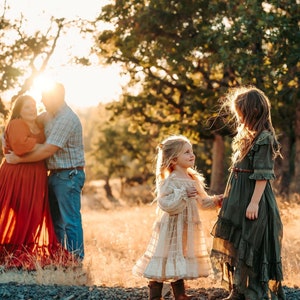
top-left (48, 169), bottom-right (85, 260)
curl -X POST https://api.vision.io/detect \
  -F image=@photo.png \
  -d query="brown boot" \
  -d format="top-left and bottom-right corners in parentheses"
top-left (171, 279), bottom-right (194, 300)
top-left (222, 285), bottom-right (245, 300)
top-left (148, 281), bottom-right (163, 300)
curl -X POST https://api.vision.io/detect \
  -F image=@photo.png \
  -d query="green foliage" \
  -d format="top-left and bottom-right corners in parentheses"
top-left (0, 9), bottom-right (92, 118)
top-left (97, 0), bottom-right (231, 143)
top-left (87, 103), bottom-right (157, 184)
top-left (0, 15), bottom-right (46, 93)
top-left (92, 0), bottom-right (299, 189)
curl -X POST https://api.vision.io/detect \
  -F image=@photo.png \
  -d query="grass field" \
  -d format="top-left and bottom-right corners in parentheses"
top-left (82, 201), bottom-right (300, 289)
top-left (0, 180), bottom-right (299, 290)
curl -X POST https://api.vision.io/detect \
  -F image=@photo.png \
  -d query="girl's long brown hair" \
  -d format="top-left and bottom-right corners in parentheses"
top-left (221, 86), bottom-right (281, 163)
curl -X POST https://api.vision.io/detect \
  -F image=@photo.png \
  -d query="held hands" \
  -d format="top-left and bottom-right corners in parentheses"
top-left (200, 194), bottom-right (223, 209)
top-left (186, 186), bottom-right (224, 209)
top-left (202, 194), bottom-right (223, 208)
top-left (212, 194), bottom-right (223, 208)
top-left (5, 151), bottom-right (20, 164)
top-left (246, 201), bottom-right (259, 220)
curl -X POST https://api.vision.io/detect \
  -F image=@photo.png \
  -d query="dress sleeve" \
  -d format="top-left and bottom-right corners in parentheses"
top-left (157, 178), bottom-right (188, 215)
top-left (6, 119), bottom-right (37, 156)
top-left (249, 131), bottom-right (275, 180)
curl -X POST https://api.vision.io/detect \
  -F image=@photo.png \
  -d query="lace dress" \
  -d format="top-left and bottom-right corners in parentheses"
top-left (133, 173), bottom-right (213, 281)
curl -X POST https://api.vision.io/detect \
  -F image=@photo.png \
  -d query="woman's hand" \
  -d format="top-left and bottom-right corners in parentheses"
top-left (5, 151), bottom-right (20, 164)
top-left (246, 201), bottom-right (259, 220)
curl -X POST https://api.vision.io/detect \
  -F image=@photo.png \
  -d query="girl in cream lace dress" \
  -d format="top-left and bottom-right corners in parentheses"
top-left (133, 135), bottom-right (222, 300)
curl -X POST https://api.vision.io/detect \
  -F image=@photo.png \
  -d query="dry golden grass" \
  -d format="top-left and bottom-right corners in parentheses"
top-left (82, 204), bottom-right (300, 289)
top-left (81, 181), bottom-right (300, 289)
top-left (0, 180), bottom-right (299, 289)
top-left (82, 203), bottom-right (224, 290)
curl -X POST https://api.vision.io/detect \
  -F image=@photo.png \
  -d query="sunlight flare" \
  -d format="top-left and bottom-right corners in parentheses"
top-left (32, 75), bottom-right (56, 95)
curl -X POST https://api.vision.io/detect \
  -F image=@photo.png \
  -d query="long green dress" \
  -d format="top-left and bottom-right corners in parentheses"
top-left (211, 131), bottom-right (286, 300)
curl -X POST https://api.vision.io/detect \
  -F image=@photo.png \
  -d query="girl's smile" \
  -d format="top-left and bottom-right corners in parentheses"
top-left (174, 143), bottom-right (195, 170)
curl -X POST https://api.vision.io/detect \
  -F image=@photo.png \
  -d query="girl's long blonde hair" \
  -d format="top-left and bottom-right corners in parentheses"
top-left (221, 86), bottom-right (281, 163)
top-left (155, 135), bottom-right (205, 192)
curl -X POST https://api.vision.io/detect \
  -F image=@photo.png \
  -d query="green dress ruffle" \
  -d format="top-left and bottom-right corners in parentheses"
top-left (211, 131), bottom-right (285, 300)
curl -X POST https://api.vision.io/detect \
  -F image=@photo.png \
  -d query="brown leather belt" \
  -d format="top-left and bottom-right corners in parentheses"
top-left (231, 167), bottom-right (253, 179)
top-left (49, 166), bottom-right (84, 173)
top-left (231, 167), bottom-right (253, 173)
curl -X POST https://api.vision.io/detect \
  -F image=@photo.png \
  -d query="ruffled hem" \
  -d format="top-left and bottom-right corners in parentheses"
top-left (211, 218), bottom-right (242, 250)
top-left (249, 170), bottom-right (275, 180)
top-left (211, 218), bottom-right (284, 283)
top-left (261, 261), bottom-right (284, 283)
top-left (133, 255), bottom-right (212, 281)
top-left (212, 218), bottom-right (259, 269)
top-left (211, 251), bottom-right (285, 299)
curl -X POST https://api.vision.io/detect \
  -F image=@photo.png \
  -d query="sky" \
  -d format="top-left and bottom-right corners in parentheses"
top-left (3, 0), bottom-right (124, 109)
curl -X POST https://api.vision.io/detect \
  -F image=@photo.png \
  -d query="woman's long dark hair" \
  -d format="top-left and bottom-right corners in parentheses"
top-left (6, 95), bottom-right (36, 123)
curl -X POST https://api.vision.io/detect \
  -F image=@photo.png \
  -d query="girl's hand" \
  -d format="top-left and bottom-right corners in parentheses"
top-left (246, 180), bottom-right (266, 220)
top-left (246, 201), bottom-right (259, 220)
top-left (213, 194), bottom-right (223, 207)
top-left (207, 194), bottom-right (223, 208)
top-left (186, 186), bottom-right (198, 198)
top-left (200, 194), bottom-right (223, 209)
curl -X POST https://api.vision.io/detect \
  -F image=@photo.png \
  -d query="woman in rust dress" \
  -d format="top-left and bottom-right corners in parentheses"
top-left (0, 95), bottom-right (72, 270)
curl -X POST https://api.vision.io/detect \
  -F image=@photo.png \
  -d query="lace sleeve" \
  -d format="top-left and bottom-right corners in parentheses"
top-left (157, 178), bottom-right (188, 215)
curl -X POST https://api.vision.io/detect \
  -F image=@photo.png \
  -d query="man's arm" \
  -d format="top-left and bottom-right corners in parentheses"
top-left (5, 143), bottom-right (59, 164)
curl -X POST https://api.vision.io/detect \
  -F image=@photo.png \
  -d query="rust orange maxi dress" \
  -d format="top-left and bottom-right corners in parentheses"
top-left (0, 119), bottom-right (72, 269)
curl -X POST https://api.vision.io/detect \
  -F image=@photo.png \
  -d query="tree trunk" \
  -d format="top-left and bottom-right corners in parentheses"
top-left (104, 176), bottom-right (117, 202)
top-left (210, 134), bottom-right (226, 194)
top-left (290, 98), bottom-right (300, 195)
top-left (120, 176), bottom-right (126, 197)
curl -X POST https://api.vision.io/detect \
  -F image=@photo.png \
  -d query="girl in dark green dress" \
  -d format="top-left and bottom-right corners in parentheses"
top-left (211, 87), bottom-right (286, 300)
